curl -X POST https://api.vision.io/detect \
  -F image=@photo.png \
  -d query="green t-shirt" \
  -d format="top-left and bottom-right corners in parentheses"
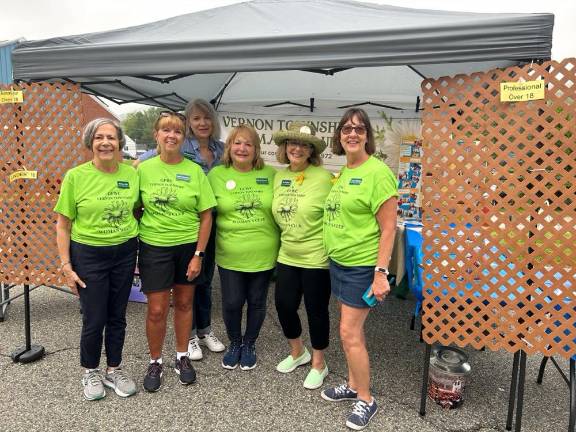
top-left (138, 156), bottom-right (216, 246)
top-left (208, 164), bottom-right (279, 272)
top-left (54, 161), bottom-right (139, 246)
top-left (323, 156), bottom-right (398, 266)
top-left (272, 165), bottom-right (333, 268)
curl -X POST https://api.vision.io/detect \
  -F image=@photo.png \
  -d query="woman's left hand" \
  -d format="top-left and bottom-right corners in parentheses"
top-left (371, 272), bottom-right (391, 302)
top-left (186, 256), bottom-right (202, 281)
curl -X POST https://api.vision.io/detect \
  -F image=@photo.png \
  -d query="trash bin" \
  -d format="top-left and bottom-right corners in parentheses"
top-left (428, 345), bottom-right (471, 409)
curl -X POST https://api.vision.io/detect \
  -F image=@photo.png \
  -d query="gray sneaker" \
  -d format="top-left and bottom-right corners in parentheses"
top-left (103, 368), bottom-right (137, 397)
top-left (82, 369), bottom-right (106, 401)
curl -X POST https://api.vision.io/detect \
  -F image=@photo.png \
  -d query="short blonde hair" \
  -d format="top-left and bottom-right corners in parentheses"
top-left (222, 125), bottom-right (265, 170)
top-left (153, 112), bottom-right (186, 154)
top-left (275, 142), bottom-right (322, 166)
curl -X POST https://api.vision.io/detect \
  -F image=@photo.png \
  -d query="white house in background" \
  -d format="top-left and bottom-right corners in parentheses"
top-left (123, 135), bottom-right (137, 158)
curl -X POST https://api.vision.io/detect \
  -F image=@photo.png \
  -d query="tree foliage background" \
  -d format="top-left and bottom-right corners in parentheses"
top-left (121, 107), bottom-right (164, 149)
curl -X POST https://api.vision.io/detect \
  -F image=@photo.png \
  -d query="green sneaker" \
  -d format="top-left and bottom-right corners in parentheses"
top-left (303, 365), bottom-right (329, 390)
top-left (276, 348), bottom-right (311, 373)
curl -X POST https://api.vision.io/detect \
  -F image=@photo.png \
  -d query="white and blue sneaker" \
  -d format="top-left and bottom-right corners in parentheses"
top-left (346, 398), bottom-right (378, 430)
top-left (321, 383), bottom-right (358, 402)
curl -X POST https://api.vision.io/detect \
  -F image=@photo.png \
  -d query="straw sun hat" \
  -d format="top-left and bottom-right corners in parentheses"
top-left (272, 121), bottom-right (327, 154)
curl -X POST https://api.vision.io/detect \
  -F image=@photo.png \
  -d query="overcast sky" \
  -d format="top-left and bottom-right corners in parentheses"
top-left (3, 0), bottom-right (574, 115)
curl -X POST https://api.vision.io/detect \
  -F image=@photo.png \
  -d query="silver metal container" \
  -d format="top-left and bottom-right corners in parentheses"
top-left (428, 345), bottom-right (471, 409)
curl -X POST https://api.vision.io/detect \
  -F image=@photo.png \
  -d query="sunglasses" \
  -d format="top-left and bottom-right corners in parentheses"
top-left (341, 125), bottom-right (367, 135)
top-left (159, 111), bottom-right (187, 122)
top-left (286, 140), bottom-right (313, 150)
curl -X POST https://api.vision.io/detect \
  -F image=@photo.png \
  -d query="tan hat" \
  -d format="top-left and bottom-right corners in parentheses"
top-left (272, 121), bottom-right (327, 154)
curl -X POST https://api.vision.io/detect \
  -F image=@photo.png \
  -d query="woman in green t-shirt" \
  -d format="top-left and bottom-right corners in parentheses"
top-left (271, 122), bottom-right (333, 390)
top-left (208, 125), bottom-right (279, 371)
top-left (320, 108), bottom-right (398, 430)
top-left (137, 112), bottom-right (216, 392)
top-left (55, 118), bottom-right (139, 401)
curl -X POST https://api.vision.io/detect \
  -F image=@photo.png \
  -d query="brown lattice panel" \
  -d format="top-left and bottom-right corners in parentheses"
top-left (0, 83), bottom-right (84, 286)
top-left (421, 59), bottom-right (576, 359)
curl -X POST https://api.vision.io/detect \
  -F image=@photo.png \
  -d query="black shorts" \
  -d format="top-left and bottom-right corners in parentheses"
top-left (138, 241), bottom-right (204, 293)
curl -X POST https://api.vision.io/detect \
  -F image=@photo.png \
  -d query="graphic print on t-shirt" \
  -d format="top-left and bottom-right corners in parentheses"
top-left (234, 193), bottom-right (263, 219)
top-left (276, 196), bottom-right (298, 222)
top-left (149, 186), bottom-right (179, 212)
top-left (324, 192), bottom-right (341, 222)
top-left (102, 200), bottom-right (130, 228)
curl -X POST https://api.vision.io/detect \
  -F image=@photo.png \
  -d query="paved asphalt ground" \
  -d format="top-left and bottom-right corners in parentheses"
top-left (0, 277), bottom-right (571, 432)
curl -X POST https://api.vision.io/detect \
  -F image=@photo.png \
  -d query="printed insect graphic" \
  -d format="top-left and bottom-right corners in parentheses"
top-left (150, 187), bottom-right (178, 211)
top-left (234, 194), bottom-right (262, 219)
top-left (102, 201), bottom-right (130, 228)
top-left (324, 195), bottom-right (341, 221)
top-left (276, 198), bottom-right (298, 222)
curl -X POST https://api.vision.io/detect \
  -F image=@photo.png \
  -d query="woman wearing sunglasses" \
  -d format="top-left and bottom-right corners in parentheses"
top-left (320, 108), bottom-right (398, 430)
top-left (271, 122), bottom-right (333, 390)
top-left (137, 111), bottom-right (216, 392)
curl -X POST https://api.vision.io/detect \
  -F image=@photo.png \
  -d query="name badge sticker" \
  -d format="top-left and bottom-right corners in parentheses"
top-left (281, 179), bottom-right (292, 187)
top-left (176, 174), bottom-right (190, 182)
top-left (117, 181), bottom-right (130, 189)
top-left (349, 178), bottom-right (363, 186)
top-left (256, 177), bottom-right (269, 185)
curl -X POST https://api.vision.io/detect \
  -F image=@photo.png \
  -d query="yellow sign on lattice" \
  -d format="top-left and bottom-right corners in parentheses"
top-left (500, 80), bottom-right (545, 102)
top-left (9, 170), bottom-right (37, 182)
top-left (0, 90), bottom-right (24, 104)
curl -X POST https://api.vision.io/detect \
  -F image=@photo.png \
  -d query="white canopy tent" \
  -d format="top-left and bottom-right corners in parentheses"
top-left (11, 0), bottom-right (554, 114)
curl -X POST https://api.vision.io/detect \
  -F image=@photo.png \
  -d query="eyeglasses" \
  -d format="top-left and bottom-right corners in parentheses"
top-left (286, 140), bottom-right (312, 150)
top-left (341, 125), bottom-right (367, 135)
top-left (159, 111), bottom-right (187, 122)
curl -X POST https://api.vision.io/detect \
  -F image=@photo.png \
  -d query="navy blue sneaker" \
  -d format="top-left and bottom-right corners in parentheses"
top-left (174, 355), bottom-right (196, 385)
top-left (222, 340), bottom-right (242, 370)
top-left (346, 399), bottom-right (378, 430)
top-left (239, 342), bottom-right (257, 370)
top-left (321, 383), bottom-right (358, 402)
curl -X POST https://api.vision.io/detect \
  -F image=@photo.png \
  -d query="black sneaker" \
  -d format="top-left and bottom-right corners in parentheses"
top-left (240, 342), bottom-right (257, 370)
top-left (222, 340), bottom-right (242, 370)
top-left (174, 355), bottom-right (196, 385)
top-left (143, 361), bottom-right (163, 392)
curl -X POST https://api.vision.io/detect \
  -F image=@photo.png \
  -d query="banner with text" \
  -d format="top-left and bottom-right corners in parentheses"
top-left (218, 112), bottom-right (411, 173)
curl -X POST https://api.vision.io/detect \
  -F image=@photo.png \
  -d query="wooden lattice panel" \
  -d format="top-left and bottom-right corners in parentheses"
top-left (0, 83), bottom-right (84, 285)
top-left (421, 59), bottom-right (576, 359)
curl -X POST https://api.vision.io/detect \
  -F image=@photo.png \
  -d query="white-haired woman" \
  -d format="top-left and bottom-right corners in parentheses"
top-left (55, 118), bottom-right (139, 401)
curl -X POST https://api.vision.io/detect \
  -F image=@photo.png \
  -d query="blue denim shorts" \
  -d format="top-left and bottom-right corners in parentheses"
top-left (329, 259), bottom-right (374, 308)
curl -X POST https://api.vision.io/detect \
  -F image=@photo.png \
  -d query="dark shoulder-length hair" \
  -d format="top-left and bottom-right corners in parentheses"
top-left (331, 108), bottom-right (375, 156)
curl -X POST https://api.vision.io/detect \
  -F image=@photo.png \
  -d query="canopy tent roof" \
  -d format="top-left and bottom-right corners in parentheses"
top-left (11, 0), bottom-right (554, 112)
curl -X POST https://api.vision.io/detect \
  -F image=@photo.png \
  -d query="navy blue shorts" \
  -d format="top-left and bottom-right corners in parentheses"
top-left (329, 259), bottom-right (374, 308)
top-left (138, 241), bottom-right (204, 293)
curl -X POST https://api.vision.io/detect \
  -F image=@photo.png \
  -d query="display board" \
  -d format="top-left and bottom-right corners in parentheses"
top-left (421, 58), bottom-right (576, 359)
top-left (0, 82), bottom-right (84, 285)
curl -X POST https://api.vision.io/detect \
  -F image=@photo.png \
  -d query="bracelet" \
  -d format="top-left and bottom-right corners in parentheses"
top-left (60, 261), bottom-right (71, 270)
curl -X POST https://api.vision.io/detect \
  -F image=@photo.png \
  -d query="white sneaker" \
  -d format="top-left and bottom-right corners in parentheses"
top-left (187, 336), bottom-right (203, 360)
top-left (199, 332), bottom-right (226, 352)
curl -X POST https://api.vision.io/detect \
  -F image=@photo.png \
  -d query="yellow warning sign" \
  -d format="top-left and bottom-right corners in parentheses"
top-left (0, 90), bottom-right (24, 104)
top-left (500, 80), bottom-right (545, 102)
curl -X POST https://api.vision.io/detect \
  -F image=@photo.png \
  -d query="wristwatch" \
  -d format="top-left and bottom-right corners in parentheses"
top-left (194, 250), bottom-right (205, 258)
top-left (374, 266), bottom-right (389, 275)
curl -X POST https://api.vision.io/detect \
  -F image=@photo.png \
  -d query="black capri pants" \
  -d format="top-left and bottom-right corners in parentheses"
top-left (274, 262), bottom-right (331, 350)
